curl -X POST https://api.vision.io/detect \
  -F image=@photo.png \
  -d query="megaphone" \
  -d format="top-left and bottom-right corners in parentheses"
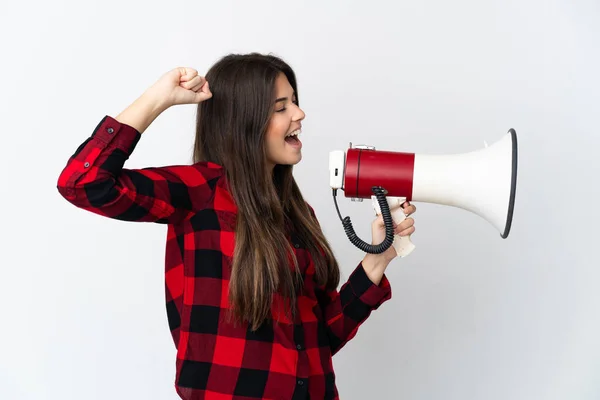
top-left (328, 129), bottom-right (518, 257)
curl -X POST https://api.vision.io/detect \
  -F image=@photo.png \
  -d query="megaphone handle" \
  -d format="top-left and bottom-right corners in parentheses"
top-left (372, 196), bottom-right (416, 258)
top-left (391, 206), bottom-right (416, 257)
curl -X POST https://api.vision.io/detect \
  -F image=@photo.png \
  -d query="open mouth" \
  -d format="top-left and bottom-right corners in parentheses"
top-left (285, 129), bottom-right (301, 146)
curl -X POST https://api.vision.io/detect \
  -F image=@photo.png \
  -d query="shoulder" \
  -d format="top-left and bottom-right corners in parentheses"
top-left (304, 201), bottom-right (318, 221)
top-left (192, 161), bottom-right (225, 181)
top-left (155, 161), bottom-right (224, 187)
top-left (305, 201), bottom-right (315, 215)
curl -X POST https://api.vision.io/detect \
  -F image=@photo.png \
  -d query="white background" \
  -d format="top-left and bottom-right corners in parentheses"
top-left (1, 0), bottom-right (599, 399)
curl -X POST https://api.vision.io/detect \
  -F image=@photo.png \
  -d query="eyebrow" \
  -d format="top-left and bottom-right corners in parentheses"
top-left (275, 92), bottom-right (296, 103)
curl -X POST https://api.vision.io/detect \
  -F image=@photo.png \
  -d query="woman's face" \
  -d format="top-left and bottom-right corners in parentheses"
top-left (265, 73), bottom-right (305, 169)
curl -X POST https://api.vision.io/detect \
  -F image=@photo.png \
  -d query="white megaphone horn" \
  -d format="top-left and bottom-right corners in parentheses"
top-left (328, 129), bottom-right (518, 257)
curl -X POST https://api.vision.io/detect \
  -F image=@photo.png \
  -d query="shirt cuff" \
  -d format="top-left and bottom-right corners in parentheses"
top-left (92, 115), bottom-right (142, 154)
top-left (348, 262), bottom-right (392, 309)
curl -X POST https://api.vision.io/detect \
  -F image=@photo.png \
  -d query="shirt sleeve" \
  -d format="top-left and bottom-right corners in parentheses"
top-left (57, 115), bottom-right (224, 224)
top-left (307, 203), bottom-right (392, 356)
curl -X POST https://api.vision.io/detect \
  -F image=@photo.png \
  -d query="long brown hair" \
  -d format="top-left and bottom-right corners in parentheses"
top-left (193, 53), bottom-right (340, 330)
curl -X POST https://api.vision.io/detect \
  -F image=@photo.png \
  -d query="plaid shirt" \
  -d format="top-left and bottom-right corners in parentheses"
top-left (57, 115), bottom-right (392, 400)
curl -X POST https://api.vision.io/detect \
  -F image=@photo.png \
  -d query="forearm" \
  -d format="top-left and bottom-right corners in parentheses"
top-left (361, 253), bottom-right (390, 286)
top-left (115, 89), bottom-right (169, 134)
top-left (318, 260), bottom-right (392, 355)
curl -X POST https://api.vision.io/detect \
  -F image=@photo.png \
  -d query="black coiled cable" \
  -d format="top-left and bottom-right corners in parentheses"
top-left (333, 186), bottom-right (395, 254)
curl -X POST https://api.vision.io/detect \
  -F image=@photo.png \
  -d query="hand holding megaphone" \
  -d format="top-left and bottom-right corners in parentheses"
top-left (372, 196), bottom-right (416, 258)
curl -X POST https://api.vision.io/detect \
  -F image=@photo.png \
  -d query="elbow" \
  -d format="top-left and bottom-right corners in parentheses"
top-left (56, 169), bottom-right (78, 202)
top-left (56, 179), bottom-right (86, 208)
top-left (57, 174), bottom-right (119, 209)
top-left (57, 184), bottom-right (75, 201)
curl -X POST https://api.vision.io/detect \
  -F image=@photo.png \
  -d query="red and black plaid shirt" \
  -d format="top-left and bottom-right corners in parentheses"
top-left (57, 115), bottom-right (392, 399)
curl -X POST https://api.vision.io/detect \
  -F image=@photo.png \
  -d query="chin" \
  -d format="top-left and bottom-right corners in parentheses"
top-left (280, 153), bottom-right (303, 166)
top-left (289, 154), bottom-right (303, 165)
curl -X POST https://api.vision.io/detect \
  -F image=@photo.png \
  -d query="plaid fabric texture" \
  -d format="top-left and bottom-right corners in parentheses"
top-left (57, 115), bottom-right (392, 399)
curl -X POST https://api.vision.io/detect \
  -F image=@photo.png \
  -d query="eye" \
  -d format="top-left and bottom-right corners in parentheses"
top-left (276, 98), bottom-right (298, 113)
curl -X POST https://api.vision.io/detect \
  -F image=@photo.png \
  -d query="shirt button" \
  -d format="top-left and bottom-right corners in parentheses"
top-left (297, 380), bottom-right (304, 386)
top-left (84, 162), bottom-right (90, 168)
top-left (107, 127), bottom-right (114, 134)
top-left (294, 243), bottom-right (300, 248)
top-left (296, 344), bottom-right (302, 350)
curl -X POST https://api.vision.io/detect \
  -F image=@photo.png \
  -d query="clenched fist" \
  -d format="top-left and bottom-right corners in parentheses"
top-left (147, 67), bottom-right (212, 107)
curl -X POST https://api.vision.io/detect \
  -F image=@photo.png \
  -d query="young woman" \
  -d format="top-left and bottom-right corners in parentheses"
top-left (57, 53), bottom-right (416, 400)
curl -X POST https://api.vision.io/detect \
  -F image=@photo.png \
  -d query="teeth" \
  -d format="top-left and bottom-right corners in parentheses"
top-left (286, 129), bottom-right (301, 137)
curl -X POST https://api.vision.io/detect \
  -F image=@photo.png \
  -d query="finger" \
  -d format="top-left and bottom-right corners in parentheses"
top-left (398, 226), bottom-right (415, 236)
top-left (190, 80), bottom-right (211, 94)
top-left (179, 68), bottom-right (198, 81)
top-left (403, 204), bottom-right (416, 215)
top-left (394, 217), bottom-right (414, 233)
top-left (190, 81), bottom-right (205, 92)
top-left (181, 75), bottom-right (205, 90)
top-left (187, 75), bottom-right (204, 88)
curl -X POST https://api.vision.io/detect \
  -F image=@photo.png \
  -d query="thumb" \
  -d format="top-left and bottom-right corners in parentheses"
top-left (194, 81), bottom-right (212, 102)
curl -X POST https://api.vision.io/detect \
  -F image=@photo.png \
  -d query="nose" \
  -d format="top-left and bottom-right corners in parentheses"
top-left (293, 104), bottom-right (305, 122)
